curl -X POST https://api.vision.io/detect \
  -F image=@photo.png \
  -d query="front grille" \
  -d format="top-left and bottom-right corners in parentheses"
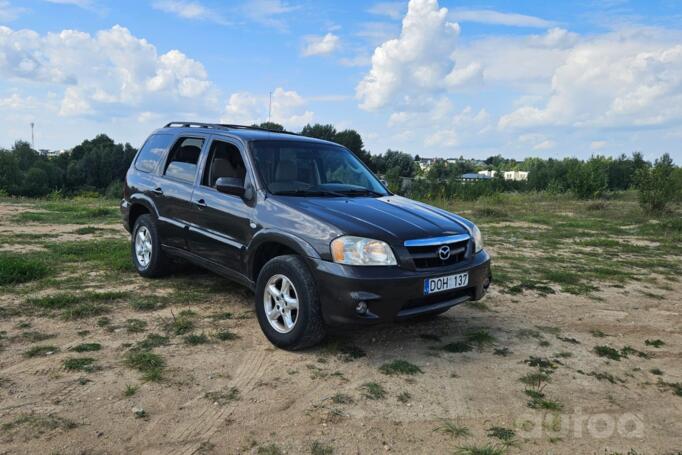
top-left (406, 237), bottom-right (469, 269)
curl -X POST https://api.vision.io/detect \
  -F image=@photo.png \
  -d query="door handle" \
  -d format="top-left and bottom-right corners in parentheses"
top-left (194, 199), bottom-right (207, 208)
top-left (152, 187), bottom-right (163, 195)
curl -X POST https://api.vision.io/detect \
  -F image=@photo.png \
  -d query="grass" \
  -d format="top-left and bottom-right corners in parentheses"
top-left (0, 254), bottom-right (50, 285)
top-left (214, 329), bottom-right (238, 341)
top-left (257, 444), bottom-right (283, 455)
top-left (205, 387), bottom-right (240, 405)
top-left (434, 419), bottom-right (470, 438)
top-left (185, 333), bottom-right (210, 345)
top-left (487, 426), bottom-right (516, 443)
top-left (124, 351), bottom-right (165, 382)
top-left (26, 291), bottom-right (128, 320)
top-left (13, 201), bottom-right (118, 225)
top-left (379, 360), bottom-right (423, 376)
top-left (493, 347), bottom-right (511, 357)
top-left (63, 357), bottom-right (97, 372)
top-left (125, 318), bottom-right (148, 333)
top-left (124, 384), bottom-right (138, 397)
top-left (70, 343), bottom-right (101, 352)
top-left (337, 344), bottom-right (367, 361)
top-left (649, 368), bottom-right (664, 376)
top-left (1, 414), bottom-right (77, 437)
top-left (331, 393), bottom-right (354, 405)
top-left (361, 382), bottom-right (387, 400)
top-left (133, 333), bottom-right (169, 351)
top-left (645, 339), bottom-right (665, 348)
top-left (24, 345), bottom-right (59, 358)
top-left (20, 331), bottom-right (55, 342)
top-left (310, 441), bottom-right (334, 455)
top-left (465, 329), bottom-right (496, 347)
top-left (440, 341), bottom-right (473, 353)
top-left (454, 443), bottom-right (507, 455)
top-left (397, 391), bottom-right (412, 403)
top-left (594, 345), bottom-right (624, 361)
top-left (166, 316), bottom-right (194, 335)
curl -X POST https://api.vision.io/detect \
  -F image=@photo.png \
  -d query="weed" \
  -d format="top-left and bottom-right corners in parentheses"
top-left (590, 329), bottom-right (607, 338)
top-left (126, 319), bottom-right (148, 333)
top-left (134, 333), bottom-right (169, 351)
top-left (556, 336), bottom-right (580, 344)
top-left (587, 372), bottom-right (623, 384)
top-left (214, 329), bottom-right (238, 341)
top-left (20, 331), bottom-right (55, 342)
top-left (539, 340), bottom-right (551, 347)
top-left (594, 345), bottom-right (623, 361)
top-left (525, 356), bottom-right (558, 370)
top-left (379, 360), bottom-right (423, 376)
top-left (70, 343), bottom-right (101, 352)
top-left (205, 387), bottom-right (240, 405)
top-left (185, 333), bottom-right (210, 345)
top-left (645, 339), bottom-right (665, 348)
top-left (311, 441), bottom-right (334, 455)
top-left (466, 329), bottom-right (496, 347)
top-left (649, 368), bottom-right (664, 376)
top-left (621, 346), bottom-right (650, 359)
top-left (209, 311), bottom-right (234, 320)
top-left (97, 317), bottom-right (111, 327)
top-left (130, 296), bottom-right (166, 311)
top-left (493, 347), bottom-right (511, 357)
top-left (63, 357), bottom-right (97, 372)
top-left (125, 351), bottom-right (165, 382)
top-left (338, 344), bottom-right (367, 361)
top-left (519, 371), bottom-right (552, 388)
top-left (397, 391), bottom-right (412, 403)
top-left (554, 351), bottom-right (573, 358)
top-left (441, 341), bottom-right (473, 353)
top-left (1, 414), bottom-right (77, 437)
top-left (0, 254), bottom-right (50, 285)
top-left (331, 393), bottom-right (354, 405)
top-left (24, 345), bottom-right (59, 358)
top-left (257, 444), bottom-right (283, 455)
top-left (434, 419), bottom-right (470, 438)
top-left (361, 382), bottom-right (386, 400)
top-left (527, 394), bottom-right (563, 411)
top-left (124, 384), bottom-right (138, 397)
top-left (454, 443), bottom-right (506, 455)
top-left (166, 316), bottom-right (194, 335)
top-left (487, 426), bottom-right (516, 443)
top-left (15, 321), bottom-right (31, 329)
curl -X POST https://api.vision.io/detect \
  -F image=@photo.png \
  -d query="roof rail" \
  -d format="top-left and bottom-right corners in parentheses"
top-left (163, 122), bottom-right (299, 135)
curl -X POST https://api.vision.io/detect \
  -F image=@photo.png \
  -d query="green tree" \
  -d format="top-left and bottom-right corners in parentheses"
top-left (254, 122), bottom-right (284, 131)
top-left (636, 153), bottom-right (678, 213)
top-left (21, 167), bottom-right (50, 197)
top-left (300, 123), bottom-right (337, 142)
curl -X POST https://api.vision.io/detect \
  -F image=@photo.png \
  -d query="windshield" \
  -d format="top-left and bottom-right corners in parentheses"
top-left (250, 140), bottom-right (389, 197)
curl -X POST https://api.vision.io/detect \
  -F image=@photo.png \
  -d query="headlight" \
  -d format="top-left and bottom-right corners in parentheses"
top-left (330, 236), bottom-right (397, 266)
top-left (472, 224), bottom-right (483, 252)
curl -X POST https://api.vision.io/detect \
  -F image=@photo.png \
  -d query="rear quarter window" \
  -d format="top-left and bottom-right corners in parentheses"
top-left (134, 134), bottom-right (174, 173)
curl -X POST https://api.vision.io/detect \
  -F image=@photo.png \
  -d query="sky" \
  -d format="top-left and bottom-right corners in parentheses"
top-left (1, 0), bottom-right (682, 162)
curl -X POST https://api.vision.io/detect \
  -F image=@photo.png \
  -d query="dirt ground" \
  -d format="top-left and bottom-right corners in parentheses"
top-left (1, 203), bottom-right (681, 455)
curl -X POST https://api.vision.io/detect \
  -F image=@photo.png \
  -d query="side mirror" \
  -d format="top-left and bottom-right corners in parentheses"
top-left (215, 177), bottom-right (245, 197)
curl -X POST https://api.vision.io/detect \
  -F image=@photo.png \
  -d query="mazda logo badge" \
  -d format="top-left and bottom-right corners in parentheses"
top-left (438, 245), bottom-right (451, 260)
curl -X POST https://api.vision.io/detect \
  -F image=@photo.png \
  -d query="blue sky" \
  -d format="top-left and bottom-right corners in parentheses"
top-left (1, 0), bottom-right (682, 162)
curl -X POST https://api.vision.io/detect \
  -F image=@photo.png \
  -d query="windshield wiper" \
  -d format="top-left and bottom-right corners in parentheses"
top-left (337, 188), bottom-right (385, 197)
top-left (271, 189), bottom-right (345, 197)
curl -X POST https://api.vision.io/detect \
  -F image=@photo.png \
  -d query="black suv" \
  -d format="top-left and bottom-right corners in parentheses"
top-left (121, 122), bottom-right (491, 349)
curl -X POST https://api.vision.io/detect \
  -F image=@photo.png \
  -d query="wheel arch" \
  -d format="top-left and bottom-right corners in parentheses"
top-left (247, 231), bottom-right (320, 282)
top-left (128, 195), bottom-right (159, 232)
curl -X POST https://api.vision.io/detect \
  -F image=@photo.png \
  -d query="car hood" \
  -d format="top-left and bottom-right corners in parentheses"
top-left (282, 195), bottom-right (471, 244)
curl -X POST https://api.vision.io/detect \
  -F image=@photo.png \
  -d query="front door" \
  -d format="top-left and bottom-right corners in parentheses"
top-left (188, 137), bottom-right (254, 271)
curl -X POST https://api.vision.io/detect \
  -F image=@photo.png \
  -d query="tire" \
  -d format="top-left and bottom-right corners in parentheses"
top-left (131, 214), bottom-right (171, 278)
top-left (255, 255), bottom-right (326, 350)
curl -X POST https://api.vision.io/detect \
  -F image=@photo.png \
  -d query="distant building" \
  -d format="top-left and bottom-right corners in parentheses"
top-left (459, 173), bottom-right (492, 182)
top-left (478, 170), bottom-right (497, 178)
top-left (503, 170), bottom-right (529, 181)
top-left (38, 149), bottom-right (67, 158)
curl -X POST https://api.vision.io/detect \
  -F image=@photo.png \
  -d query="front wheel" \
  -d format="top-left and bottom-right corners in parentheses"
top-left (131, 214), bottom-right (170, 278)
top-left (255, 255), bottom-right (326, 350)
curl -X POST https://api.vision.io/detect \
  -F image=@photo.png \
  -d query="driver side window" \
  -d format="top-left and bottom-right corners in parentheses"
top-left (202, 140), bottom-right (246, 188)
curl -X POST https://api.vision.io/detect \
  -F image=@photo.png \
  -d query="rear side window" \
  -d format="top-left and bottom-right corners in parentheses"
top-left (163, 137), bottom-right (204, 183)
top-left (134, 134), bottom-right (173, 173)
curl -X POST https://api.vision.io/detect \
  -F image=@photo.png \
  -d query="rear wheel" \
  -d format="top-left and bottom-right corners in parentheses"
top-left (255, 255), bottom-right (325, 350)
top-left (132, 214), bottom-right (170, 278)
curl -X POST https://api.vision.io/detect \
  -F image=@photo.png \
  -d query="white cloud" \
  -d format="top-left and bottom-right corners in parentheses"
top-left (45, 0), bottom-right (93, 7)
top-left (425, 129), bottom-right (458, 147)
top-left (0, 25), bottom-right (215, 117)
top-left (0, 1), bottom-right (26, 22)
top-left (152, 0), bottom-right (229, 25)
top-left (357, 0), bottom-right (468, 110)
top-left (301, 33), bottom-right (340, 57)
top-left (242, 0), bottom-right (299, 31)
top-left (499, 30), bottom-right (682, 130)
top-left (221, 87), bottom-right (313, 129)
top-left (368, 2), bottom-right (406, 20)
top-left (448, 9), bottom-right (554, 28)
top-left (591, 140), bottom-right (607, 149)
top-left (533, 139), bottom-right (555, 150)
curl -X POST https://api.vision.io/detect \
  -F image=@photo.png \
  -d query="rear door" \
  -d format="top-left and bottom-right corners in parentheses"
top-left (155, 135), bottom-right (208, 250)
top-left (188, 136), bottom-right (254, 271)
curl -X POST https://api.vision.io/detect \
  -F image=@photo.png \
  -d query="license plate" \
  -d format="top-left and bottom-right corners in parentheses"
top-left (424, 272), bottom-right (469, 295)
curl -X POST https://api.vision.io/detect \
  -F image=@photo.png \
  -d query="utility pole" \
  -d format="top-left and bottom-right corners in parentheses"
top-left (30, 122), bottom-right (35, 149)
top-left (268, 91), bottom-right (272, 122)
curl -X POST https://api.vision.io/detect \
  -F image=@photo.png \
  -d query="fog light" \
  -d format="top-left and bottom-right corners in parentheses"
top-left (355, 301), bottom-right (368, 315)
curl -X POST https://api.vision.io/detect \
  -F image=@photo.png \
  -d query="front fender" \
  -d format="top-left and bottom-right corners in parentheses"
top-left (245, 229), bottom-right (321, 280)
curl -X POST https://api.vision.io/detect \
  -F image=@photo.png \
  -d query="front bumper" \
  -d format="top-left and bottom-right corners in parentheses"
top-left (309, 250), bottom-right (491, 326)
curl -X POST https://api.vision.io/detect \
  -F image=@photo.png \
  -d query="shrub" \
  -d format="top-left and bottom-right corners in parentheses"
top-left (636, 153), bottom-right (680, 213)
